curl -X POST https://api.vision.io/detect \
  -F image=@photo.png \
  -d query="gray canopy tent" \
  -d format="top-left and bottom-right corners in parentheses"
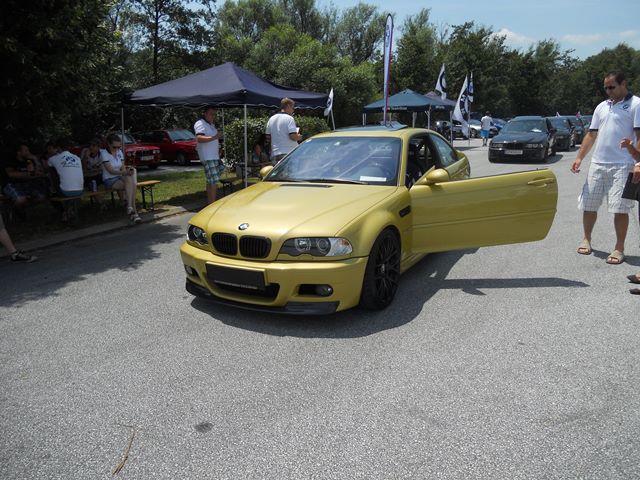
top-left (122, 62), bottom-right (328, 186)
top-left (362, 89), bottom-right (453, 129)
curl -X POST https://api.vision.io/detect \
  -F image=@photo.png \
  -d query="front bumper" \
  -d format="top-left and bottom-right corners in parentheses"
top-left (180, 242), bottom-right (369, 314)
top-left (488, 145), bottom-right (547, 162)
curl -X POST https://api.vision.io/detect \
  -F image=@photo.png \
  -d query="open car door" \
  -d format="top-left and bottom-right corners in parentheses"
top-left (410, 169), bottom-right (557, 253)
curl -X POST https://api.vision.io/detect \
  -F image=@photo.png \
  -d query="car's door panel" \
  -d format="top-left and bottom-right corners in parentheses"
top-left (410, 169), bottom-right (557, 253)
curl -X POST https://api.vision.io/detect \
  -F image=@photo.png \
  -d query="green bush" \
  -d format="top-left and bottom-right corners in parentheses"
top-left (223, 114), bottom-right (330, 167)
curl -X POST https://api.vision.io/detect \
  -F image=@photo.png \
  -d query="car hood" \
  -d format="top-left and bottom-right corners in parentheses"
top-left (492, 132), bottom-right (548, 143)
top-left (191, 181), bottom-right (396, 240)
top-left (173, 140), bottom-right (197, 147)
top-left (125, 144), bottom-right (158, 152)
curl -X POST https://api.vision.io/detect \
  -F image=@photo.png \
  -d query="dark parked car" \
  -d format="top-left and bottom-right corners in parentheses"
top-left (489, 116), bottom-right (557, 163)
top-left (560, 115), bottom-right (586, 144)
top-left (137, 129), bottom-right (200, 166)
top-left (546, 116), bottom-right (575, 150)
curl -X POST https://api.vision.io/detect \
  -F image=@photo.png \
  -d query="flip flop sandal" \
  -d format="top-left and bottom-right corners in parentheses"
top-left (627, 274), bottom-right (640, 284)
top-left (630, 288), bottom-right (640, 295)
top-left (577, 239), bottom-right (592, 255)
top-left (606, 250), bottom-right (625, 265)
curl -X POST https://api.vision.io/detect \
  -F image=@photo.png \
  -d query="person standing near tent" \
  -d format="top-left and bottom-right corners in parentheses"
top-left (265, 98), bottom-right (302, 164)
top-left (194, 106), bottom-right (224, 204)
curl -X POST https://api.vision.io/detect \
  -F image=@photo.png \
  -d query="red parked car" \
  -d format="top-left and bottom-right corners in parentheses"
top-left (118, 133), bottom-right (162, 169)
top-left (136, 129), bottom-right (200, 166)
top-left (70, 133), bottom-right (161, 169)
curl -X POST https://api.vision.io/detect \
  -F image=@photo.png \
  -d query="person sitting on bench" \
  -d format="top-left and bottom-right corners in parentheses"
top-left (47, 137), bottom-right (84, 198)
top-left (100, 133), bottom-right (141, 224)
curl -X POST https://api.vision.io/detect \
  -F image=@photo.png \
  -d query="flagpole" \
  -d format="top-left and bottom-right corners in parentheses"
top-left (330, 110), bottom-right (336, 130)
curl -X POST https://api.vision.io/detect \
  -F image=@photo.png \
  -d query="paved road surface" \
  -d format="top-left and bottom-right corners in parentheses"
top-left (2, 139), bottom-right (639, 479)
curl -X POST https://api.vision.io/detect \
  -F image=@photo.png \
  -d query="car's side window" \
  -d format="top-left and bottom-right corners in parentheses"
top-left (428, 134), bottom-right (458, 168)
top-left (406, 136), bottom-right (431, 188)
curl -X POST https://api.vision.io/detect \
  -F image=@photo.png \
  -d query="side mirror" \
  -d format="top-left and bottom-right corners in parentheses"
top-left (259, 165), bottom-right (274, 178)
top-left (418, 168), bottom-right (450, 185)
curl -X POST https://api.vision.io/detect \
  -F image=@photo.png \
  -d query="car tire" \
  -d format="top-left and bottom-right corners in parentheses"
top-left (471, 130), bottom-right (478, 138)
top-left (176, 151), bottom-right (188, 166)
top-left (359, 229), bottom-right (400, 310)
top-left (551, 144), bottom-right (557, 156)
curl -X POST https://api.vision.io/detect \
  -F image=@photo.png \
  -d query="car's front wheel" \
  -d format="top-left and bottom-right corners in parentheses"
top-left (176, 151), bottom-right (188, 166)
top-left (359, 229), bottom-right (400, 310)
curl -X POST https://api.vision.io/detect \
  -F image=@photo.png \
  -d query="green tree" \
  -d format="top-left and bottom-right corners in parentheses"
top-left (0, 0), bottom-right (117, 151)
top-left (395, 9), bottom-right (437, 93)
top-left (334, 3), bottom-right (388, 64)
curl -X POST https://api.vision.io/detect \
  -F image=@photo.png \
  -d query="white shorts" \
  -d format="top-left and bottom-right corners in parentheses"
top-left (578, 163), bottom-right (635, 214)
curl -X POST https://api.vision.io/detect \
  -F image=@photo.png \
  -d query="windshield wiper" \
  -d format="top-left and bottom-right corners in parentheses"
top-left (303, 178), bottom-right (366, 185)
top-left (265, 177), bottom-right (303, 182)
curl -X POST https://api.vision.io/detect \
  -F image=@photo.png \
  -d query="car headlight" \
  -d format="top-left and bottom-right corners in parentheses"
top-left (280, 237), bottom-right (353, 257)
top-left (187, 224), bottom-right (208, 245)
top-left (525, 143), bottom-right (544, 148)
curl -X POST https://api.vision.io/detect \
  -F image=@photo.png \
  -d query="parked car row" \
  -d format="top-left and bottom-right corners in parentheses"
top-left (488, 113), bottom-right (588, 163)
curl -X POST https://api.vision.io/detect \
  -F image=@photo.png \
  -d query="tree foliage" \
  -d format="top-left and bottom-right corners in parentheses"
top-left (3, 0), bottom-right (640, 155)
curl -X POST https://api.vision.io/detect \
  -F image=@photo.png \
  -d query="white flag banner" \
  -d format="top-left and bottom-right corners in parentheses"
top-left (468, 72), bottom-right (474, 103)
top-left (435, 64), bottom-right (447, 99)
top-left (324, 88), bottom-right (334, 117)
top-left (382, 14), bottom-right (393, 125)
top-left (453, 75), bottom-right (470, 138)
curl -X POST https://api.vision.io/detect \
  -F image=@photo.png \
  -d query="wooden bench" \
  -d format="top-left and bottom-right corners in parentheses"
top-left (50, 180), bottom-right (162, 214)
top-left (217, 171), bottom-right (242, 196)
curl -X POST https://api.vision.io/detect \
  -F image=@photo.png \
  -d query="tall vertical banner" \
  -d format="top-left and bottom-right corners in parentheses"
top-left (453, 75), bottom-right (470, 139)
top-left (435, 64), bottom-right (447, 99)
top-left (382, 14), bottom-right (393, 125)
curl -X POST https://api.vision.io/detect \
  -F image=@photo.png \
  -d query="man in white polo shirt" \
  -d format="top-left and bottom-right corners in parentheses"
top-left (265, 98), bottom-right (302, 164)
top-left (571, 71), bottom-right (640, 265)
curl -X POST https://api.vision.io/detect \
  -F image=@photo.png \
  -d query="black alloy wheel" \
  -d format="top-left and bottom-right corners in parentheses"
top-left (359, 229), bottom-right (401, 310)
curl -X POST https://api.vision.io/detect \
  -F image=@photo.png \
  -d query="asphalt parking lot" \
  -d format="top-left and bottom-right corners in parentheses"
top-left (2, 138), bottom-right (640, 479)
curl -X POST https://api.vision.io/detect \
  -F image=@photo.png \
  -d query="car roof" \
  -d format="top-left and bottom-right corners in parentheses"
top-left (511, 116), bottom-right (545, 121)
top-left (313, 126), bottom-right (434, 140)
top-left (335, 122), bottom-right (408, 132)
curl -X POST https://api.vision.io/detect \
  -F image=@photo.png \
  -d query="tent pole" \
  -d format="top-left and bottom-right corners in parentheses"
top-left (121, 107), bottom-right (126, 165)
top-left (427, 109), bottom-right (431, 129)
top-left (412, 112), bottom-right (416, 128)
top-left (449, 110), bottom-right (453, 144)
top-left (243, 105), bottom-right (248, 188)
top-left (363, 113), bottom-right (366, 126)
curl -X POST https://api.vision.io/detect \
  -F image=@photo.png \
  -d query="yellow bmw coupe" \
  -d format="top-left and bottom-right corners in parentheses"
top-left (181, 125), bottom-right (557, 314)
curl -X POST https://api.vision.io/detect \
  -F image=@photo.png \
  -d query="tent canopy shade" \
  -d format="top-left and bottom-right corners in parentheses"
top-left (362, 89), bottom-right (453, 113)
top-left (123, 62), bottom-right (328, 109)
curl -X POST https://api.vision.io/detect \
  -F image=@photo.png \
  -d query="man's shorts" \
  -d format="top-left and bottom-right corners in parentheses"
top-left (2, 182), bottom-right (48, 202)
top-left (480, 129), bottom-right (490, 139)
top-left (202, 159), bottom-right (225, 185)
top-left (578, 163), bottom-right (635, 214)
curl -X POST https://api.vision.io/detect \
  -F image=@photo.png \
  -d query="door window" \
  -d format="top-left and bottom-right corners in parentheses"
top-left (428, 134), bottom-right (458, 167)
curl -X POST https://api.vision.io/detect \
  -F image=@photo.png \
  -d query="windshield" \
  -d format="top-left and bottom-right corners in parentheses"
top-left (566, 117), bottom-right (583, 128)
top-left (118, 133), bottom-right (135, 144)
top-left (502, 120), bottom-right (547, 133)
top-left (548, 117), bottom-right (570, 129)
top-left (265, 136), bottom-right (401, 186)
top-left (168, 129), bottom-right (196, 141)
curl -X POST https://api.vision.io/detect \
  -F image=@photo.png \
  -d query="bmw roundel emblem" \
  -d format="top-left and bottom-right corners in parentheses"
top-left (238, 223), bottom-right (249, 231)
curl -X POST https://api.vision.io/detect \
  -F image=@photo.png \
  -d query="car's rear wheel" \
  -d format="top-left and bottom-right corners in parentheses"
top-left (359, 229), bottom-right (400, 310)
top-left (176, 151), bottom-right (188, 166)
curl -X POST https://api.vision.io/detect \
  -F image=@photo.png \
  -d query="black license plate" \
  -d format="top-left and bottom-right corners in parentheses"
top-left (206, 264), bottom-right (265, 290)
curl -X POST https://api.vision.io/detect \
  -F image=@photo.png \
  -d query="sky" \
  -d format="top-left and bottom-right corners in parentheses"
top-left (324, 0), bottom-right (639, 59)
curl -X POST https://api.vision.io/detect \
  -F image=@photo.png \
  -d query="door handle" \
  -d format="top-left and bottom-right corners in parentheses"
top-left (527, 178), bottom-right (556, 186)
